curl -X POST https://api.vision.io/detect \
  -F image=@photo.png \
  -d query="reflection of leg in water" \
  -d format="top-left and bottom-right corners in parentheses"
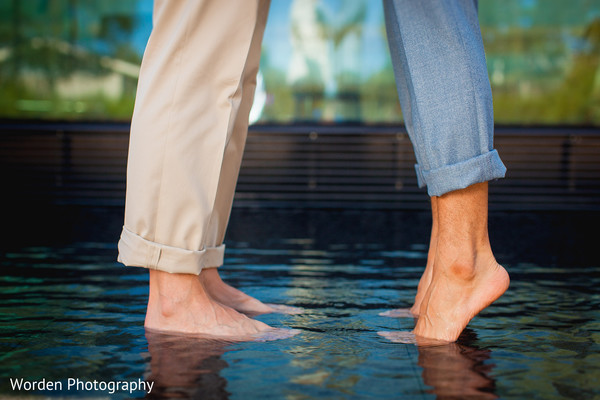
top-left (417, 329), bottom-right (498, 399)
top-left (145, 330), bottom-right (232, 400)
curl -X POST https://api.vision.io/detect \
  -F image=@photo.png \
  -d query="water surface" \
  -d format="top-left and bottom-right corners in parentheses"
top-left (1, 208), bottom-right (598, 399)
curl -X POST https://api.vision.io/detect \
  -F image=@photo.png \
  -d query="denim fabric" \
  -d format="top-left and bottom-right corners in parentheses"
top-left (383, 0), bottom-right (506, 197)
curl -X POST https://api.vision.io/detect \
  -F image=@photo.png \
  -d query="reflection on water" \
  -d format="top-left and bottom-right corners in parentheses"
top-left (145, 328), bottom-right (498, 399)
top-left (145, 331), bottom-right (231, 399)
top-left (418, 330), bottom-right (497, 399)
top-left (0, 209), bottom-right (599, 399)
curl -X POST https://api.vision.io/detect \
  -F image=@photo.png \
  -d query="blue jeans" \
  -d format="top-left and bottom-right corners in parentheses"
top-left (383, 0), bottom-right (506, 196)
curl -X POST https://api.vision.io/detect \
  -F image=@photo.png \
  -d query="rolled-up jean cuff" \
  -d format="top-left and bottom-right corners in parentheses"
top-left (414, 164), bottom-right (426, 188)
top-left (420, 150), bottom-right (507, 197)
top-left (117, 226), bottom-right (225, 275)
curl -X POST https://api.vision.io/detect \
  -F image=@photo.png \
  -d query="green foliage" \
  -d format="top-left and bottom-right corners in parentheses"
top-left (1, 0), bottom-right (599, 125)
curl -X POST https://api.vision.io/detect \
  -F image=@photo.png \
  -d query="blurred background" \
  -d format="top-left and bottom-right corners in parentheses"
top-left (1, 0), bottom-right (600, 124)
top-left (1, 0), bottom-right (599, 214)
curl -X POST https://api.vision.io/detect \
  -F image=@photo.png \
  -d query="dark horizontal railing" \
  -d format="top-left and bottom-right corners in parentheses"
top-left (1, 121), bottom-right (599, 210)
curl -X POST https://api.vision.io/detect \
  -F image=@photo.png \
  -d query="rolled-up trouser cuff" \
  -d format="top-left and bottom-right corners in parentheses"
top-left (117, 226), bottom-right (225, 275)
top-left (414, 164), bottom-right (426, 188)
top-left (417, 149), bottom-right (507, 197)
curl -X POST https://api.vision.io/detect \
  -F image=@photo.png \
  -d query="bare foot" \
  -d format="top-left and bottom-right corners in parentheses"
top-left (263, 303), bottom-right (304, 315)
top-left (379, 257), bottom-right (434, 318)
top-left (411, 197), bottom-right (438, 315)
top-left (379, 308), bottom-right (414, 318)
top-left (381, 198), bottom-right (438, 318)
top-left (411, 252), bottom-right (434, 314)
top-left (145, 270), bottom-right (295, 340)
top-left (377, 330), bottom-right (451, 346)
top-left (413, 254), bottom-right (509, 342)
top-left (199, 268), bottom-right (303, 315)
top-left (383, 183), bottom-right (510, 342)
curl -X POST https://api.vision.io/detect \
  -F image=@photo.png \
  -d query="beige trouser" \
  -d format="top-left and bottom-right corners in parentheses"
top-left (117, 0), bottom-right (271, 274)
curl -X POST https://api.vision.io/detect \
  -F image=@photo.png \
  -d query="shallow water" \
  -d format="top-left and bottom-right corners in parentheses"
top-left (1, 208), bottom-right (599, 399)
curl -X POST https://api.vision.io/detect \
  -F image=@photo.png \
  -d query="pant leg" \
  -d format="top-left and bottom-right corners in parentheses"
top-left (118, 0), bottom-right (271, 274)
top-left (383, 0), bottom-right (506, 197)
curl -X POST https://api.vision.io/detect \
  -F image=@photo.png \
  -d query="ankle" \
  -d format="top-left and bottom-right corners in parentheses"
top-left (148, 270), bottom-right (206, 318)
top-left (199, 267), bottom-right (221, 286)
top-left (437, 246), bottom-right (496, 281)
top-left (444, 260), bottom-right (477, 282)
top-left (154, 296), bottom-right (181, 319)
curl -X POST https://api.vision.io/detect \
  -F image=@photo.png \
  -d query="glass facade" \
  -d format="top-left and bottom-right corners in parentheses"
top-left (1, 0), bottom-right (599, 125)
